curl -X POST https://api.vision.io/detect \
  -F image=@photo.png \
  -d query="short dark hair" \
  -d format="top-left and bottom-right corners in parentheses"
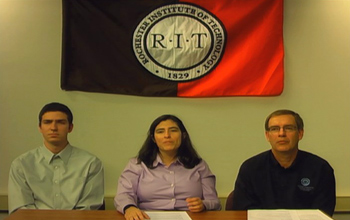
top-left (137, 114), bottom-right (201, 169)
top-left (265, 109), bottom-right (304, 131)
top-left (39, 102), bottom-right (73, 126)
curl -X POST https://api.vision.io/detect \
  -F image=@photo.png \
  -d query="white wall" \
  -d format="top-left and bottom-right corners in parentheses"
top-left (0, 0), bottom-right (349, 199)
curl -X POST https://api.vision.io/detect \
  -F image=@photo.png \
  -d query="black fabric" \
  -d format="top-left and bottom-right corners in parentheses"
top-left (61, 0), bottom-right (178, 96)
top-left (230, 150), bottom-right (336, 217)
top-left (98, 200), bottom-right (106, 210)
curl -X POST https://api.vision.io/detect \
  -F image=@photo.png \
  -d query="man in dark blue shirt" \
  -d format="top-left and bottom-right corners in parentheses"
top-left (229, 109), bottom-right (336, 216)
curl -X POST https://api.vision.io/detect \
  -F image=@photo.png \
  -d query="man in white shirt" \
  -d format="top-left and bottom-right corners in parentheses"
top-left (8, 102), bottom-right (104, 214)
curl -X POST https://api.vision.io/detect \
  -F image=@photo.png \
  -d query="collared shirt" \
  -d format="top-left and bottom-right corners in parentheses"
top-left (8, 144), bottom-right (104, 214)
top-left (114, 155), bottom-right (221, 213)
top-left (231, 150), bottom-right (336, 216)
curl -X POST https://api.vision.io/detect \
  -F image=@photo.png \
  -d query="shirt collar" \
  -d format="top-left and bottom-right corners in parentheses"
top-left (57, 144), bottom-right (73, 164)
top-left (269, 150), bottom-right (299, 169)
top-left (269, 150), bottom-right (279, 167)
top-left (153, 154), bottom-right (182, 167)
top-left (40, 144), bottom-right (73, 165)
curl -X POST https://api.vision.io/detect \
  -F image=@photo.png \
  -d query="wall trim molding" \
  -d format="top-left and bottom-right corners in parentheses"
top-left (1, 195), bottom-right (349, 212)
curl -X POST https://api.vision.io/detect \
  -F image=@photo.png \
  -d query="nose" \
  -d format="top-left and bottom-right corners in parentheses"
top-left (50, 122), bottom-right (58, 130)
top-left (278, 128), bottom-right (286, 136)
top-left (164, 130), bottom-right (171, 138)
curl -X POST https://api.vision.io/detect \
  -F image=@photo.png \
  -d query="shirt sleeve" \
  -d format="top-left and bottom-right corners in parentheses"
top-left (310, 162), bottom-right (336, 216)
top-left (231, 161), bottom-right (258, 210)
top-left (114, 158), bottom-right (141, 213)
top-left (74, 157), bottom-right (105, 210)
top-left (199, 160), bottom-right (221, 211)
top-left (8, 160), bottom-right (37, 214)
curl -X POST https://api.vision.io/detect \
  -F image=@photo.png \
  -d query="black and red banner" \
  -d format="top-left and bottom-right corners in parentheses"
top-left (61, 0), bottom-right (284, 97)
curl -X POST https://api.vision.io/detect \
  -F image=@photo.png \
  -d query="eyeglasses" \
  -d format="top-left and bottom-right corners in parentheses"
top-left (267, 125), bottom-right (298, 133)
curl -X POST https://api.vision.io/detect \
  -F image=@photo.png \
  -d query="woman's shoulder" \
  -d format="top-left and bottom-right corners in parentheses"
top-left (128, 157), bottom-right (138, 164)
top-left (195, 158), bottom-right (211, 169)
top-left (123, 157), bottom-right (149, 172)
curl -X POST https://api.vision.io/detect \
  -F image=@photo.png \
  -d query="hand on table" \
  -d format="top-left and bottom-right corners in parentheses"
top-left (124, 206), bottom-right (150, 220)
top-left (186, 197), bottom-right (205, 212)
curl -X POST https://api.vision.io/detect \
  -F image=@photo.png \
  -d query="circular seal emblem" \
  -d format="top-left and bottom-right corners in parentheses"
top-left (133, 3), bottom-right (226, 81)
top-left (301, 178), bottom-right (311, 186)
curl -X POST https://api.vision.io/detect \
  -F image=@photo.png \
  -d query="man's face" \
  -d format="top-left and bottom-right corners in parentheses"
top-left (265, 114), bottom-right (303, 154)
top-left (39, 111), bottom-right (73, 147)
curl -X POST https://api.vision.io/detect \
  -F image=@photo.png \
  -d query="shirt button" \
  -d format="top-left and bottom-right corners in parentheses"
top-left (54, 166), bottom-right (58, 169)
top-left (171, 183), bottom-right (174, 187)
top-left (55, 193), bottom-right (59, 197)
top-left (54, 180), bottom-right (58, 184)
top-left (170, 171), bottom-right (174, 174)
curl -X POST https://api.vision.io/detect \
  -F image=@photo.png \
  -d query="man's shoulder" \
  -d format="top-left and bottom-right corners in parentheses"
top-left (245, 150), bottom-right (270, 162)
top-left (10, 148), bottom-right (43, 170)
top-left (298, 150), bottom-right (333, 167)
top-left (70, 146), bottom-right (101, 161)
top-left (240, 150), bottom-right (270, 168)
top-left (12, 147), bottom-right (40, 162)
top-left (298, 149), bottom-right (322, 158)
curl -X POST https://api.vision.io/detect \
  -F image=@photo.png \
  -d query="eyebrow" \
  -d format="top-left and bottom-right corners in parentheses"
top-left (269, 123), bottom-right (296, 127)
top-left (42, 119), bottom-right (68, 123)
top-left (155, 126), bottom-right (179, 131)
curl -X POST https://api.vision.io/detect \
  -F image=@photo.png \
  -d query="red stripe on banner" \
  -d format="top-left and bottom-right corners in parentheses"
top-left (177, 0), bottom-right (284, 97)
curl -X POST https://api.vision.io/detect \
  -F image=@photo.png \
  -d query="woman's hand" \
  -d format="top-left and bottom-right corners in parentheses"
top-left (124, 206), bottom-right (150, 220)
top-left (186, 197), bottom-right (205, 212)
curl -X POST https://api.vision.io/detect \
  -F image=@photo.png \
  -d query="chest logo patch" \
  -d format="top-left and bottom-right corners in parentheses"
top-left (298, 178), bottom-right (314, 192)
top-left (301, 178), bottom-right (310, 186)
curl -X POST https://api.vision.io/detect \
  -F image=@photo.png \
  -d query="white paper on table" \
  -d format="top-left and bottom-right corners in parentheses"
top-left (144, 211), bottom-right (192, 220)
top-left (248, 209), bottom-right (333, 220)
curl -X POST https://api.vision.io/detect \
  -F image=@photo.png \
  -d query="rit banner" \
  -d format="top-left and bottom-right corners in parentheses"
top-left (61, 0), bottom-right (284, 97)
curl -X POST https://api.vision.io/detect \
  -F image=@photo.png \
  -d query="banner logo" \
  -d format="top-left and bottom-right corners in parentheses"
top-left (133, 3), bottom-right (226, 81)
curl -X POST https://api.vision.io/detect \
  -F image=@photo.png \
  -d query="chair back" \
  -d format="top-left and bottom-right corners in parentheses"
top-left (98, 200), bottom-right (106, 210)
top-left (225, 191), bottom-right (234, 210)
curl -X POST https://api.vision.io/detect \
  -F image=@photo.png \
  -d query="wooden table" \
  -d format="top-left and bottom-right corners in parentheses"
top-left (5, 209), bottom-right (247, 220)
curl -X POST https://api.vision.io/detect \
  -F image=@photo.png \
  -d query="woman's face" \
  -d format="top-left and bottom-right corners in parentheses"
top-left (153, 119), bottom-right (182, 155)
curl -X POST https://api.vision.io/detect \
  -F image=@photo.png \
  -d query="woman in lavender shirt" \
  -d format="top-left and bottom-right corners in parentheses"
top-left (114, 115), bottom-right (221, 220)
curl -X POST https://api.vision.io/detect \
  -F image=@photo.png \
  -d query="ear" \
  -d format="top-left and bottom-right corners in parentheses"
top-left (264, 131), bottom-right (270, 142)
top-left (298, 129), bottom-right (304, 140)
top-left (68, 123), bottom-right (74, 133)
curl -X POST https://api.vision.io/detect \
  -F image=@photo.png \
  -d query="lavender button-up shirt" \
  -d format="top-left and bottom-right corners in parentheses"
top-left (114, 155), bottom-right (221, 213)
